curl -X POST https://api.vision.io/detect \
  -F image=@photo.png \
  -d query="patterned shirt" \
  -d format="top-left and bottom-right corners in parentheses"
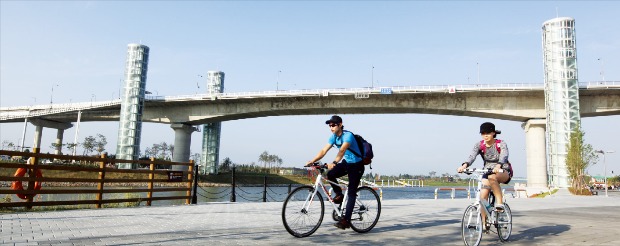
top-left (463, 140), bottom-right (510, 170)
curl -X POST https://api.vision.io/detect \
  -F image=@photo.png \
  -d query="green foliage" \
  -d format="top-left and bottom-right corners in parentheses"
top-left (95, 134), bottom-right (107, 155)
top-left (144, 142), bottom-right (173, 160)
top-left (258, 151), bottom-right (283, 170)
top-left (1, 140), bottom-right (18, 150)
top-left (566, 125), bottom-right (599, 195)
top-left (220, 157), bottom-right (232, 172)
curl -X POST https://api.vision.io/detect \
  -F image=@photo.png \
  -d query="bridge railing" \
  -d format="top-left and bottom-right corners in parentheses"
top-left (159, 83), bottom-right (549, 101)
top-left (581, 81), bottom-right (620, 89)
top-left (0, 100), bottom-right (121, 121)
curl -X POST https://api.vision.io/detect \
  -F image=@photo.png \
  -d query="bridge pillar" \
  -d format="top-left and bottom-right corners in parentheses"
top-left (522, 119), bottom-right (548, 192)
top-left (29, 118), bottom-right (73, 154)
top-left (54, 129), bottom-right (65, 155)
top-left (33, 125), bottom-right (43, 152)
top-left (171, 124), bottom-right (198, 171)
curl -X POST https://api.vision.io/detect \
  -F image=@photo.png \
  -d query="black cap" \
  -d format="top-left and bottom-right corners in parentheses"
top-left (325, 115), bottom-right (343, 124)
top-left (480, 122), bottom-right (501, 134)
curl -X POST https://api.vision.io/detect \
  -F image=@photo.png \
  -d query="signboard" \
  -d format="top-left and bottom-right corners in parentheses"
top-left (448, 86), bottom-right (456, 94)
top-left (167, 171), bottom-right (184, 182)
top-left (380, 88), bottom-right (393, 94)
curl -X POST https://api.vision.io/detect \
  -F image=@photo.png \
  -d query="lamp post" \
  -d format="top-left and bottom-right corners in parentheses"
top-left (50, 83), bottom-right (59, 106)
top-left (595, 150), bottom-right (615, 197)
top-left (277, 70), bottom-right (281, 91)
top-left (371, 65), bottom-right (374, 88)
top-left (598, 58), bottom-right (605, 82)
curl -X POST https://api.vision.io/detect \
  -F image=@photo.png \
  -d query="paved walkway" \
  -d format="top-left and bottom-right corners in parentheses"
top-left (1, 190), bottom-right (620, 245)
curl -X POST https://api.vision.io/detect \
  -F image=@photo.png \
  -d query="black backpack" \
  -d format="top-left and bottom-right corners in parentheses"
top-left (335, 131), bottom-right (374, 167)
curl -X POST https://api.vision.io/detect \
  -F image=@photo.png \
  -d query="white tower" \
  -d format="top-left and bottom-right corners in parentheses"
top-left (202, 71), bottom-right (225, 174)
top-left (116, 44), bottom-right (149, 168)
top-left (542, 17), bottom-right (580, 188)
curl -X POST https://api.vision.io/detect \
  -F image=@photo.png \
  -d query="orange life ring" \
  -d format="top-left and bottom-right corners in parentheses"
top-left (10, 167), bottom-right (43, 200)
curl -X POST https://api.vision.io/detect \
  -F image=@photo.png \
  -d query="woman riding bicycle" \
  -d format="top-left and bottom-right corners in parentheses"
top-left (457, 122), bottom-right (511, 212)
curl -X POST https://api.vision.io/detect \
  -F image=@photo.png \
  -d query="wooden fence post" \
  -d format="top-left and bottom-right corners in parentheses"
top-left (96, 153), bottom-right (106, 209)
top-left (192, 164), bottom-right (198, 204)
top-left (147, 157), bottom-right (155, 206)
top-left (26, 148), bottom-right (40, 209)
top-left (186, 161), bottom-right (194, 205)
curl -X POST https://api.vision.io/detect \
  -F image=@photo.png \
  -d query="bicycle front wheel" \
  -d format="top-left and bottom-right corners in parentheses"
top-left (496, 203), bottom-right (512, 242)
top-left (281, 185), bottom-right (324, 238)
top-left (350, 186), bottom-right (381, 233)
top-left (461, 205), bottom-right (483, 246)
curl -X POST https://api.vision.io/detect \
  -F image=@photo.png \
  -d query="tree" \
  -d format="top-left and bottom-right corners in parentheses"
top-left (259, 151), bottom-right (270, 168)
top-left (95, 134), bottom-right (107, 155)
top-left (190, 152), bottom-right (201, 164)
top-left (144, 142), bottom-right (174, 160)
top-left (566, 126), bottom-right (599, 195)
top-left (2, 140), bottom-right (16, 150)
top-left (429, 171), bottom-right (436, 178)
top-left (257, 151), bottom-right (283, 172)
top-left (82, 136), bottom-right (96, 155)
top-left (64, 143), bottom-right (78, 155)
top-left (220, 157), bottom-right (232, 172)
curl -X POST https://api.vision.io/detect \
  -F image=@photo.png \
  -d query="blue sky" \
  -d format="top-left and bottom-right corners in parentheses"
top-left (1, 1), bottom-right (618, 177)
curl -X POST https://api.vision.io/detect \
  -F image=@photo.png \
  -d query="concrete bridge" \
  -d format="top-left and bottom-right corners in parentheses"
top-left (1, 82), bottom-right (619, 191)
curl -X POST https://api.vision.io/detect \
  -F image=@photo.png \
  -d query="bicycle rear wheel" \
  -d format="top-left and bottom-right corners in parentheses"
top-left (461, 205), bottom-right (483, 246)
top-left (496, 203), bottom-right (512, 242)
top-left (349, 186), bottom-right (381, 233)
top-left (281, 185), bottom-right (324, 237)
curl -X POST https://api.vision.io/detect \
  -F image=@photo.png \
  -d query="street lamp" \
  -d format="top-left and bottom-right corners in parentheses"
top-left (595, 150), bottom-right (615, 197)
top-left (598, 58), bottom-right (606, 82)
top-left (277, 70), bottom-right (281, 91)
top-left (50, 83), bottom-right (59, 106)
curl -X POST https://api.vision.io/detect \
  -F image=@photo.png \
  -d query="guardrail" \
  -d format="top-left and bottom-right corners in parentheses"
top-left (0, 100), bottom-right (122, 121)
top-left (434, 187), bottom-right (470, 199)
top-left (0, 150), bottom-right (194, 210)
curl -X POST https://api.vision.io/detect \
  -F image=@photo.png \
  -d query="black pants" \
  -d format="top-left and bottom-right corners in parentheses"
top-left (327, 161), bottom-right (365, 222)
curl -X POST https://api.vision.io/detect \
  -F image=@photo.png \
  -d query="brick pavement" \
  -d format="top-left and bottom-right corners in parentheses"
top-left (1, 190), bottom-right (619, 245)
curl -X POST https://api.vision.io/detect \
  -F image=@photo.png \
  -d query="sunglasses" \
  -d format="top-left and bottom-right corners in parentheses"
top-left (328, 124), bottom-right (339, 127)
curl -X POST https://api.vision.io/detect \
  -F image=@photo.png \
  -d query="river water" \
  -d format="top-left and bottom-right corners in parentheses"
top-left (3, 186), bottom-right (477, 207)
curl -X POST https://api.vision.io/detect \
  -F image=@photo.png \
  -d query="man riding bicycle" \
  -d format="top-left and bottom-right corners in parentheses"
top-left (306, 115), bottom-right (365, 230)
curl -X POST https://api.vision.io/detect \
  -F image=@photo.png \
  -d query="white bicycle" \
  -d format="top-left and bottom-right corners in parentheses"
top-left (281, 162), bottom-right (381, 237)
top-left (461, 168), bottom-right (512, 246)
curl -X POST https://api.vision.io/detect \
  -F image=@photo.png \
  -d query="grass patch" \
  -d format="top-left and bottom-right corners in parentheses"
top-left (529, 188), bottom-right (559, 198)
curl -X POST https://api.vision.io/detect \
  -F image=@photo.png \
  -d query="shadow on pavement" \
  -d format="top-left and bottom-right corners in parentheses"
top-left (510, 224), bottom-right (571, 242)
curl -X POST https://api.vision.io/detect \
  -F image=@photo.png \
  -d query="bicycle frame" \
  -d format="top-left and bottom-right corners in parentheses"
top-left (463, 168), bottom-right (512, 239)
top-left (302, 165), bottom-right (350, 218)
top-left (469, 169), bottom-right (495, 221)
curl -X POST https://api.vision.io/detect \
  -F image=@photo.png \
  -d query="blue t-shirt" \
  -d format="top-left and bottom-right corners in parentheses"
top-left (328, 130), bottom-right (363, 164)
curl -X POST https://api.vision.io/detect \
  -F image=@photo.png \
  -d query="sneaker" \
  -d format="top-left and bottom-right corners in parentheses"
top-left (334, 219), bottom-right (351, 230)
top-left (495, 204), bottom-right (505, 212)
top-left (333, 194), bottom-right (344, 204)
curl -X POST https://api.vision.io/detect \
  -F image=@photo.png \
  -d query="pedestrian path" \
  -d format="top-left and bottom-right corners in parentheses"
top-left (1, 193), bottom-right (619, 245)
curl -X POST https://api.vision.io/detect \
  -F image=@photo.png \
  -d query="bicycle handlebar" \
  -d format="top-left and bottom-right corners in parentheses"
top-left (304, 162), bottom-right (328, 169)
top-left (461, 167), bottom-right (504, 175)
